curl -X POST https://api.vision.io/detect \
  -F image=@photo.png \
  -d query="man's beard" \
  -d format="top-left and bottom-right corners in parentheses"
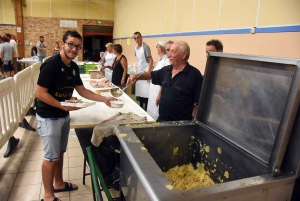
top-left (63, 47), bottom-right (76, 60)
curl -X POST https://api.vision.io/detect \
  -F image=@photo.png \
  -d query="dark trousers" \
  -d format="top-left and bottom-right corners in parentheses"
top-left (139, 97), bottom-right (148, 111)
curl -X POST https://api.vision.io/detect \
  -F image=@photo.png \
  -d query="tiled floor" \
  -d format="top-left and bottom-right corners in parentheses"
top-left (0, 115), bottom-right (119, 201)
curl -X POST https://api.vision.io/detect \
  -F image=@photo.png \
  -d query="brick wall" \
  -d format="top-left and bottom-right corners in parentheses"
top-left (0, 25), bottom-right (17, 39)
top-left (0, 17), bottom-right (113, 61)
top-left (23, 17), bottom-right (113, 61)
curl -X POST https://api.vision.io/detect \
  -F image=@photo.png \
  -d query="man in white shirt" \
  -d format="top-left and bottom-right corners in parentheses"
top-left (4, 33), bottom-right (18, 74)
top-left (133, 31), bottom-right (154, 110)
top-left (0, 37), bottom-right (15, 77)
top-left (147, 39), bottom-right (171, 120)
top-left (154, 40), bottom-right (174, 107)
top-left (0, 36), bottom-right (5, 79)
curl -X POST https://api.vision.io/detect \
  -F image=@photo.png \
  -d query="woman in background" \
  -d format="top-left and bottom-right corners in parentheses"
top-left (53, 41), bottom-right (60, 55)
top-left (110, 44), bottom-right (127, 86)
top-left (99, 51), bottom-right (105, 62)
top-left (101, 43), bottom-right (116, 81)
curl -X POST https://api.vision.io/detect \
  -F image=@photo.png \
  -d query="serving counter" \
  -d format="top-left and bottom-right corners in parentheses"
top-left (17, 58), bottom-right (39, 65)
top-left (69, 75), bottom-right (154, 128)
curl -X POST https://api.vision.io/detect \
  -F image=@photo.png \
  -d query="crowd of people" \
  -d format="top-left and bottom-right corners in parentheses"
top-left (128, 33), bottom-right (204, 121)
top-left (1, 29), bottom-right (224, 201)
top-left (0, 33), bottom-right (65, 80)
top-left (98, 31), bottom-right (223, 121)
top-left (0, 33), bottom-right (18, 78)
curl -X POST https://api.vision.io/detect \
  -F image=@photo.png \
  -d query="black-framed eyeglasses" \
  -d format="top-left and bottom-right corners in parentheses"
top-left (65, 42), bottom-right (82, 50)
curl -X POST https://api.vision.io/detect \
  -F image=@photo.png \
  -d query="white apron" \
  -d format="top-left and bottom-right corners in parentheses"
top-left (135, 45), bottom-right (150, 98)
top-left (104, 52), bottom-right (115, 82)
top-left (105, 68), bottom-right (113, 82)
top-left (147, 55), bottom-right (169, 120)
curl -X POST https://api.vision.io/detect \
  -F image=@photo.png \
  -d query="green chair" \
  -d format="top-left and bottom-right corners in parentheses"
top-left (86, 146), bottom-right (121, 201)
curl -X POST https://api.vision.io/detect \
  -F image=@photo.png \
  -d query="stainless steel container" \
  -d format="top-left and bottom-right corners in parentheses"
top-left (116, 53), bottom-right (300, 201)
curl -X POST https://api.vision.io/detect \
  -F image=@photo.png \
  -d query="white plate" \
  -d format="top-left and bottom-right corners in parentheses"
top-left (61, 101), bottom-right (96, 108)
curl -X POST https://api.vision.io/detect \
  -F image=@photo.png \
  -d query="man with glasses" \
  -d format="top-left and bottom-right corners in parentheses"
top-left (36, 30), bottom-right (116, 201)
top-left (133, 31), bottom-right (153, 111)
top-left (36, 35), bottom-right (47, 62)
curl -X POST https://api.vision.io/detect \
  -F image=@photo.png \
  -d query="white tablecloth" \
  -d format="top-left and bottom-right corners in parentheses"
top-left (69, 76), bottom-right (154, 128)
top-left (17, 58), bottom-right (39, 65)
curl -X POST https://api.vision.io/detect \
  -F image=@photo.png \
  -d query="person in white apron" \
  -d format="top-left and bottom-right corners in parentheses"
top-left (133, 32), bottom-right (153, 110)
top-left (102, 43), bottom-right (116, 82)
top-left (147, 40), bottom-right (170, 120)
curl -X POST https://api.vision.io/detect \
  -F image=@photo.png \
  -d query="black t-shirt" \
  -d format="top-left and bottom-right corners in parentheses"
top-left (36, 54), bottom-right (83, 118)
top-left (151, 63), bottom-right (203, 121)
top-left (31, 46), bottom-right (37, 56)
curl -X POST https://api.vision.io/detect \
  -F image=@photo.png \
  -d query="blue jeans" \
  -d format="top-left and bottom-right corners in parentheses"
top-left (38, 56), bottom-right (45, 63)
top-left (36, 114), bottom-right (70, 161)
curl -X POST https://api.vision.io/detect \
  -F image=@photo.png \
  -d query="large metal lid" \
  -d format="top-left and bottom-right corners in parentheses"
top-left (197, 52), bottom-right (300, 173)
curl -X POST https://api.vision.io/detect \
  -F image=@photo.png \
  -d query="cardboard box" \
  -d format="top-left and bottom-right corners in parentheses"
top-left (89, 70), bottom-right (104, 79)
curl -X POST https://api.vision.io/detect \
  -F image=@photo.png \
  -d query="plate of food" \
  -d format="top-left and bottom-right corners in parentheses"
top-left (90, 77), bottom-right (115, 90)
top-left (61, 99), bottom-right (96, 108)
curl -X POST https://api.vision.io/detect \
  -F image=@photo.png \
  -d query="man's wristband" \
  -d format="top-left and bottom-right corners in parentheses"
top-left (64, 106), bottom-right (68, 111)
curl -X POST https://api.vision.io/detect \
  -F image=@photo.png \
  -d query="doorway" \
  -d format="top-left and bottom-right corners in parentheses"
top-left (82, 25), bottom-right (113, 62)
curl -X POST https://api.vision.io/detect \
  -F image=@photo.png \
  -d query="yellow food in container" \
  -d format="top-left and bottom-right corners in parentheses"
top-left (165, 163), bottom-right (214, 191)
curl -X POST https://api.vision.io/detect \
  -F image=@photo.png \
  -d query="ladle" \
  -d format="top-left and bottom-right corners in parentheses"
top-left (110, 71), bottom-right (144, 97)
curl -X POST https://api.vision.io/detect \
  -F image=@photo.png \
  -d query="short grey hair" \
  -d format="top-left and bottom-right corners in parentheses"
top-left (174, 41), bottom-right (190, 61)
top-left (157, 44), bottom-right (166, 53)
